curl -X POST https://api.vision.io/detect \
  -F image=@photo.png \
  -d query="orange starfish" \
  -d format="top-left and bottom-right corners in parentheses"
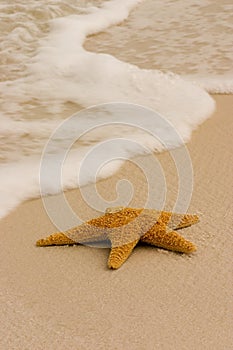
top-left (36, 207), bottom-right (199, 269)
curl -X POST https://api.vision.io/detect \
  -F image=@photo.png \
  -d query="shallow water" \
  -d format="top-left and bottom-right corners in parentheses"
top-left (86, 0), bottom-right (233, 76)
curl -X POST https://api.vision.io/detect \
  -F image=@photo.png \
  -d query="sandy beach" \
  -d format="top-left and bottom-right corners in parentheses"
top-left (0, 94), bottom-right (232, 349)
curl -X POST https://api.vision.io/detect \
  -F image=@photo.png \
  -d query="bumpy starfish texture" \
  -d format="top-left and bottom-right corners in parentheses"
top-left (36, 207), bottom-right (199, 269)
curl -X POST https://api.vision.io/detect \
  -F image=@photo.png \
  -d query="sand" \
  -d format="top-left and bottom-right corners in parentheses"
top-left (0, 94), bottom-right (232, 349)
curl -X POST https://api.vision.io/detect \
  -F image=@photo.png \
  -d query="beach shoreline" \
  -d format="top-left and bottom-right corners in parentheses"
top-left (0, 94), bottom-right (232, 349)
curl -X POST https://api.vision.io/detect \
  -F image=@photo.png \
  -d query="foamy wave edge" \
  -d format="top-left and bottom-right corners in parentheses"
top-left (184, 74), bottom-right (233, 94)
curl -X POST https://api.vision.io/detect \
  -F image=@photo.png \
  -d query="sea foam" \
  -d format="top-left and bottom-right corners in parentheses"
top-left (0, 0), bottom-right (216, 220)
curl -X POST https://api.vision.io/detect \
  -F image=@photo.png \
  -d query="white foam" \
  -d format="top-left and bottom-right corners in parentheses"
top-left (0, 0), bottom-right (216, 220)
top-left (184, 74), bottom-right (233, 94)
top-left (15, 1), bottom-right (215, 130)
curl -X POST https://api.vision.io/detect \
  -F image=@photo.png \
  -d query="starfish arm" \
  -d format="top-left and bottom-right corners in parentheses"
top-left (108, 239), bottom-right (140, 269)
top-left (106, 213), bottom-right (142, 269)
top-left (140, 209), bottom-right (199, 230)
top-left (106, 207), bottom-right (199, 230)
top-left (168, 213), bottom-right (199, 230)
top-left (36, 209), bottom-right (137, 247)
top-left (36, 222), bottom-right (107, 247)
top-left (36, 232), bottom-right (76, 246)
top-left (141, 226), bottom-right (196, 253)
top-left (36, 208), bottom-right (141, 247)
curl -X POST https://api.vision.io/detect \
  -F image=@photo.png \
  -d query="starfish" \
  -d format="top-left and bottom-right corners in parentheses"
top-left (36, 207), bottom-right (199, 269)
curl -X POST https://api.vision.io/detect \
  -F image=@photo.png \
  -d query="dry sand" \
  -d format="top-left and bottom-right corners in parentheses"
top-left (0, 95), bottom-right (232, 349)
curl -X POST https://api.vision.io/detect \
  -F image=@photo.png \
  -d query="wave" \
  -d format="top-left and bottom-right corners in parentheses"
top-left (0, 0), bottom-right (216, 220)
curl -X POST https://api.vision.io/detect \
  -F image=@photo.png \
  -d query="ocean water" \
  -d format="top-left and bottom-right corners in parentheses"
top-left (0, 0), bottom-right (232, 219)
